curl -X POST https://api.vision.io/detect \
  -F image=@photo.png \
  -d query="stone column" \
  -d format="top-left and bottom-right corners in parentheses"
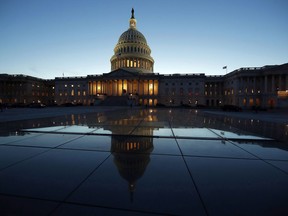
top-left (271, 75), bottom-right (275, 93)
top-left (93, 81), bottom-right (96, 95)
top-left (285, 74), bottom-right (288, 90)
top-left (138, 80), bottom-right (140, 95)
top-left (278, 75), bottom-right (282, 90)
top-left (253, 77), bottom-right (256, 94)
top-left (264, 76), bottom-right (268, 93)
top-left (89, 82), bottom-right (92, 95)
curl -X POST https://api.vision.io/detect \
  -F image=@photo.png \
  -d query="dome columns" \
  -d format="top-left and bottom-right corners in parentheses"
top-left (111, 57), bottom-right (153, 72)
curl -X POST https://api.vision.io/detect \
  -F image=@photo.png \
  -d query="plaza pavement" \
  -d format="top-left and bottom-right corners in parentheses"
top-left (0, 106), bottom-right (287, 215)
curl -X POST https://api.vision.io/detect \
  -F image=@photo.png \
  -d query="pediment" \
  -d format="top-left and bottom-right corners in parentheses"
top-left (103, 69), bottom-right (139, 78)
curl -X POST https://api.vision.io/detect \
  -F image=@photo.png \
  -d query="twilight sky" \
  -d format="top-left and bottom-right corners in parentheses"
top-left (0, 0), bottom-right (287, 79)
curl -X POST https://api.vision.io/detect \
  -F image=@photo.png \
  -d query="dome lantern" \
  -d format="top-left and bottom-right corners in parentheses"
top-left (129, 8), bottom-right (137, 29)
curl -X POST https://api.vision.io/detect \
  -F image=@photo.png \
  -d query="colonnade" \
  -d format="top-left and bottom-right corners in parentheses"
top-left (238, 74), bottom-right (287, 94)
top-left (111, 58), bottom-right (153, 71)
top-left (236, 74), bottom-right (288, 107)
top-left (88, 79), bottom-right (158, 97)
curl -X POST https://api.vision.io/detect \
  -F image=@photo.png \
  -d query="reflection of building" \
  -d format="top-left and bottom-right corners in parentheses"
top-left (1, 8), bottom-right (287, 108)
top-left (111, 136), bottom-right (153, 201)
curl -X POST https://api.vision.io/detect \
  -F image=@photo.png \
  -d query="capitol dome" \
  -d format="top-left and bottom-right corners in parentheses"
top-left (110, 8), bottom-right (154, 73)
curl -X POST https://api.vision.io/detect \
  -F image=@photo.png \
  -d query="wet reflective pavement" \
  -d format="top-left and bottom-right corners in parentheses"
top-left (0, 108), bottom-right (288, 215)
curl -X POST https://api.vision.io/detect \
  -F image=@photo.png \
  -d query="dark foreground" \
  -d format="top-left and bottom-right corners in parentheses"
top-left (0, 107), bottom-right (287, 216)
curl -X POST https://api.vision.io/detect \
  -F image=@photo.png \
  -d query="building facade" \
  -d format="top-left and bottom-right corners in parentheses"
top-left (223, 64), bottom-right (288, 109)
top-left (0, 74), bottom-right (54, 106)
top-left (1, 9), bottom-right (287, 109)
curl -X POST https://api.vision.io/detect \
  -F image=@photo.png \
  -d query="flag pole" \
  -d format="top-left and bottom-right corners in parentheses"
top-left (223, 66), bottom-right (227, 74)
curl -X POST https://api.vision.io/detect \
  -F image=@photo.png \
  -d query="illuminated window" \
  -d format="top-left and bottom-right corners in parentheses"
top-left (243, 98), bottom-right (247, 106)
top-left (149, 80), bottom-right (153, 95)
top-left (172, 88), bottom-right (175, 95)
top-left (188, 88), bottom-right (192, 95)
top-left (154, 99), bottom-right (158, 106)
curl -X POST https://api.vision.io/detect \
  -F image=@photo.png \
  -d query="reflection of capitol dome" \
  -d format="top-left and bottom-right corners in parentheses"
top-left (110, 8), bottom-right (154, 73)
top-left (111, 136), bottom-right (154, 202)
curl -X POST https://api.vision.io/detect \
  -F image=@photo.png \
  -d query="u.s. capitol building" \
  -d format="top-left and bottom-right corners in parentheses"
top-left (1, 9), bottom-right (287, 109)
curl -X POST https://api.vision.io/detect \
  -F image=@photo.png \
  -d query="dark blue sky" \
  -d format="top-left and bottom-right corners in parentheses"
top-left (0, 0), bottom-right (287, 78)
